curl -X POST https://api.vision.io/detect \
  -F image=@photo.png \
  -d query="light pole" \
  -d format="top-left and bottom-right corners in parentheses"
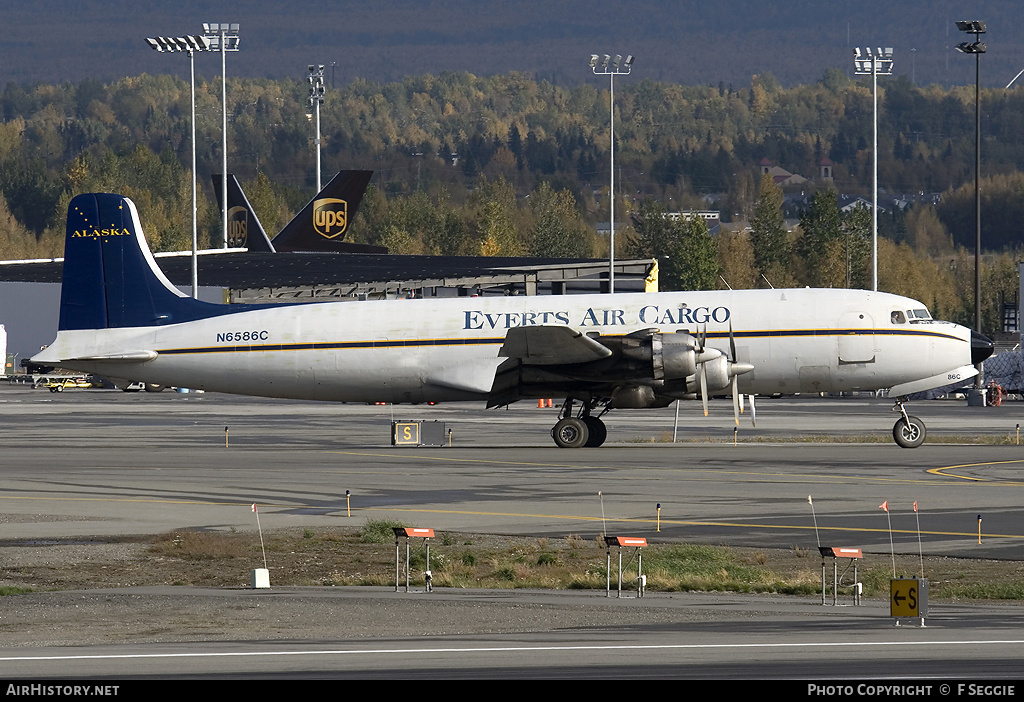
top-left (202, 23), bottom-right (240, 249)
top-left (308, 64), bottom-right (325, 193)
top-left (955, 21), bottom-right (985, 344)
top-left (146, 34), bottom-right (211, 298)
top-left (956, 21), bottom-right (988, 398)
top-left (853, 47), bottom-right (893, 293)
top-left (590, 53), bottom-right (633, 293)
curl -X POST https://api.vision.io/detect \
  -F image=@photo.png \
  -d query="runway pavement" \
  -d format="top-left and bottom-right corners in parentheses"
top-left (2, 384), bottom-right (1024, 679)
top-left (1, 385), bottom-right (1023, 558)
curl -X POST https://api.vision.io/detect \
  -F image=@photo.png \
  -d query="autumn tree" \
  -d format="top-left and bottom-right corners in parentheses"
top-left (628, 198), bottom-right (720, 291)
top-left (750, 172), bottom-right (789, 286)
top-left (527, 181), bottom-right (595, 258)
top-left (796, 189), bottom-right (843, 287)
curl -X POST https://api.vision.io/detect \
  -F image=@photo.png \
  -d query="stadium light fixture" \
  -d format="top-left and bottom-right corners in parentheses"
top-left (145, 33), bottom-right (212, 298)
top-left (202, 23), bottom-right (241, 249)
top-left (590, 52), bottom-right (635, 293)
top-left (955, 20), bottom-right (986, 391)
top-left (308, 64), bottom-right (326, 192)
top-left (852, 47), bottom-right (893, 292)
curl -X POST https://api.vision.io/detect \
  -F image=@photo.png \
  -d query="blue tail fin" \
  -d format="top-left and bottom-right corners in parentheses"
top-left (59, 193), bottom-right (227, 331)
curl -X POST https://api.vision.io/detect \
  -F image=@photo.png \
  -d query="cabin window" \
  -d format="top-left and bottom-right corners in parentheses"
top-left (891, 310), bottom-right (907, 324)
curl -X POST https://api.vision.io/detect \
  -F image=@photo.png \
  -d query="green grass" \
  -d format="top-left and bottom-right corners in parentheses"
top-left (359, 517), bottom-right (405, 544)
top-left (643, 544), bottom-right (819, 595)
top-left (0, 586), bottom-right (33, 596)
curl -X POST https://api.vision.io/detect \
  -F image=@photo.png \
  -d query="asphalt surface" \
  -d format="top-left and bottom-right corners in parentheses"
top-left (2, 384), bottom-right (1024, 679)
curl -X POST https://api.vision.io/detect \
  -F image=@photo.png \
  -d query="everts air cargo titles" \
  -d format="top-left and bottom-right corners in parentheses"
top-left (33, 194), bottom-right (993, 448)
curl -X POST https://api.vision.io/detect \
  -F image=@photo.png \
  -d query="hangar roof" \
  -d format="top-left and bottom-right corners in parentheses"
top-left (0, 251), bottom-right (656, 299)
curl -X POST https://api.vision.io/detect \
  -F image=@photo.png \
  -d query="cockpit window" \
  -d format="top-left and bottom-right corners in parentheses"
top-left (907, 308), bottom-right (932, 322)
top-left (891, 310), bottom-right (907, 324)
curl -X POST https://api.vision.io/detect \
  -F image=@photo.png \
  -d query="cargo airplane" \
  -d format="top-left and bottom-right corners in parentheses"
top-left (32, 193), bottom-right (993, 448)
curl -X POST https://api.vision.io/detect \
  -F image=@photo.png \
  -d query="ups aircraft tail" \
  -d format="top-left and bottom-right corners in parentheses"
top-left (211, 175), bottom-right (276, 252)
top-left (57, 193), bottom-right (241, 332)
top-left (213, 170), bottom-right (385, 253)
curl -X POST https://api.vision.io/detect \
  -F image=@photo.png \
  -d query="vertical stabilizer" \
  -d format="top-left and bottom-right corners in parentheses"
top-left (271, 170), bottom-right (374, 252)
top-left (211, 174), bottom-right (276, 252)
top-left (59, 193), bottom-right (227, 331)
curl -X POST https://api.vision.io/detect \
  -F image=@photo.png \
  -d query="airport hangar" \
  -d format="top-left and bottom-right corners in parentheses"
top-left (0, 250), bottom-right (657, 360)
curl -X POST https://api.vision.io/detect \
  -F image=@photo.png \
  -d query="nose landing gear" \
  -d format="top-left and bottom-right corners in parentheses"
top-left (892, 400), bottom-right (926, 449)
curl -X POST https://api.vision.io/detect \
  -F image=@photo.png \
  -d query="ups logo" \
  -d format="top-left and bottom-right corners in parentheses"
top-left (313, 198), bottom-right (348, 239)
top-left (227, 206), bottom-right (248, 247)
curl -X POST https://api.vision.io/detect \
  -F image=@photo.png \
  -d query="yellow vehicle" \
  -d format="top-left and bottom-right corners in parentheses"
top-left (43, 377), bottom-right (93, 392)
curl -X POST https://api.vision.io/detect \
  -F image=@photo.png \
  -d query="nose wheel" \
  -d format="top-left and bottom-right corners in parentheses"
top-left (892, 401), bottom-right (927, 448)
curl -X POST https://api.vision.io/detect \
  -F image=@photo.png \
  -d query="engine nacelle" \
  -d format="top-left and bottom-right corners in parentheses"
top-left (656, 332), bottom-right (722, 380)
top-left (657, 332), bottom-right (696, 379)
top-left (610, 384), bottom-right (657, 408)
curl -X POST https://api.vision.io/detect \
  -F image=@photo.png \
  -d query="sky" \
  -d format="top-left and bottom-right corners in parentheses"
top-left (3, 0), bottom-right (1023, 89)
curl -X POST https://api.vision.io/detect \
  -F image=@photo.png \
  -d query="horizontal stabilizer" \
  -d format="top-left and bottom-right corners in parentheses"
top-left (499, 325), bottom-right (613, 365)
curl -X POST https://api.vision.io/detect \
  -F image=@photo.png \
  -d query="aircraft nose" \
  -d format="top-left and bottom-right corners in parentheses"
top-left (972, 330), bottom-right (994, 365)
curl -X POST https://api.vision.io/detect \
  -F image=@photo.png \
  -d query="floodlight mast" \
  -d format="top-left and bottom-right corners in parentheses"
top-left (202, 23), bottom-right (240, 249)
top-left (955, 20), bottom-right (986, 389)
top-left (955, 21), bottom-right (985, 335)
top-left (145, 34), bottom-right (211, 298)
top-left (853, 47), bottom-right (893, 293)
top-left (308, 65), bottom-right (326, 192)
top-left (590, 53), bottom-right (634, 293)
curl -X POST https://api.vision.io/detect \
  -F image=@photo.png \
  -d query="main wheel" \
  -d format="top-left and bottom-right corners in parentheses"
top-left (582, 417), bottom-right (608, 447)
top-left (893, 415), bottom-right (926, 449)
top-left (552, 417), bottom-right (589, 448)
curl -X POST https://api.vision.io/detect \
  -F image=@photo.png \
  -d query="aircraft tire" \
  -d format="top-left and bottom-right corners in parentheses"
top-left (582, 417), bottom-right (607, 447)
top-left (552, 417), bottom-right (589, 449)
top-left (893, 415), bottom-right (926, 449)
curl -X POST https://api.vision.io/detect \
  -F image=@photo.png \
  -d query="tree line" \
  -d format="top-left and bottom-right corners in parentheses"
top-left (0, 70), bottom-right (1021, 334)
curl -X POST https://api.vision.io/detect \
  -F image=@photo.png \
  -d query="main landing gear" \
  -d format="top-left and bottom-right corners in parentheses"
top-left (892, 400), bottom-right (926, 449)
top-left (551, 398), bottom-right (608, 448)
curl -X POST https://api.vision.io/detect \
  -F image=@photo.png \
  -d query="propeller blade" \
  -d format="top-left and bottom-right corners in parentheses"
top-left (732, 374), bottom-right (740, 425)
top-left (728, 321), bottom-right (737, 363)
top-left (700, 364), bottom-right (709, 417)
top-left (749, 394), bottom-right (756, 427)
top-left (739, 390), bottom-right (746, 414)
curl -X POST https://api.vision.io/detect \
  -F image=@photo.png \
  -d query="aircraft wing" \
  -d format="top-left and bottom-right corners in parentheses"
top-left (498, 325), bottom-right (613, 365)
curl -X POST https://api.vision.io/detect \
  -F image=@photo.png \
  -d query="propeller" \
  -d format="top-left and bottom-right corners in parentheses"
top-left (729, 323), bottom-right (740, 425)
top-left (725, 322), bottom-right (756, 427)
top-left (696, 326), bottom-right (709, 417)
top-left (700, 361), bottom-right (709, 417)
top-left (692, 325), bottom-right (747, 421)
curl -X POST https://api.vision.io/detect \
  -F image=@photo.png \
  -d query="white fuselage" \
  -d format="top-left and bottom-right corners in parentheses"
top-left (36, 287), bottom-right (974, 404)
